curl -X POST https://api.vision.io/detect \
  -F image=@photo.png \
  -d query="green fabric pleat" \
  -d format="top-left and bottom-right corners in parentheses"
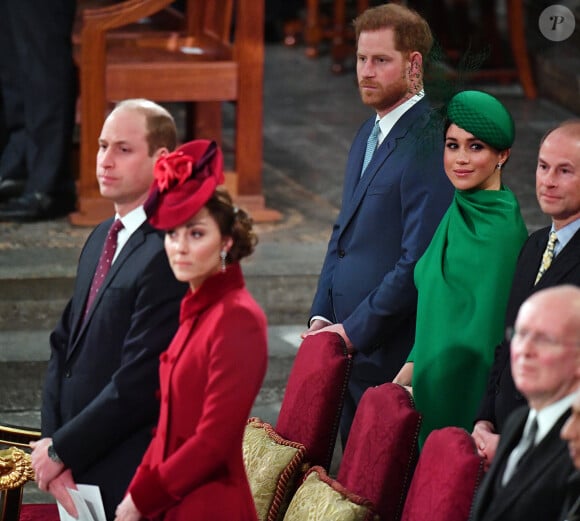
top-left (409, 187), bottom-right (528, 447)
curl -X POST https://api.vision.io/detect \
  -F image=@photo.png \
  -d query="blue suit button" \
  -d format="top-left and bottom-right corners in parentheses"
top-left (338, 249), bottom-right (345, 258)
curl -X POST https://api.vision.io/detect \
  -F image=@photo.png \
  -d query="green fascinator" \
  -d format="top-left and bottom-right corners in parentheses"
top-left (447, 90), bottom-right (515, 150)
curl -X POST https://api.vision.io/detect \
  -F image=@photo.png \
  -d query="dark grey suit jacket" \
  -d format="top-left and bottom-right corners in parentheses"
top-left (476, 227), bottom-right (580, 431)
top-left (42, 217), bottom-right (187, 520)
top-left (470, 406), bottom-right (577, 521)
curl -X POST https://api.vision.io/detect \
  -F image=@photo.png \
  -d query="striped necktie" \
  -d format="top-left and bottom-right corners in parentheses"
top-left (361, 121), bottom-right (380, 177)
top-left (535, 231), bottom-right (558, 285)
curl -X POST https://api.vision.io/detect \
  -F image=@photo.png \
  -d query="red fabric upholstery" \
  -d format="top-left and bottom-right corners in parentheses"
top-left (400, 427), bottom-right (485, 521)
top-left (337, 383), bottom-right (421, 521)
top-left (275, 332), bottom-right (352, 470)
top-left (19, 504), bottom-right (59, 521)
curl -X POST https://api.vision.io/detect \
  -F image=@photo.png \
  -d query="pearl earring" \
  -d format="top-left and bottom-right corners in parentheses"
top-left (220, 250), bottom-right (227, 272)
top-left (496, 163), bottom-right (503, 170)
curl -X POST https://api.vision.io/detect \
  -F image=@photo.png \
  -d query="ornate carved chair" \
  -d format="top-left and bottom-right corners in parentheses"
top-left (0, 424), bottom-right (58, 521)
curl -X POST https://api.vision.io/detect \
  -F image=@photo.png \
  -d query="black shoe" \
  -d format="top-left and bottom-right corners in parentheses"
top-left (0, 178), bottom-right (26, 202)
top-left (0, 192), bottom-right (76, 222)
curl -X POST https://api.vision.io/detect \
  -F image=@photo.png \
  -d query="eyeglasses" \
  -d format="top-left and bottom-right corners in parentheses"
top-left (506, 326), bottom-right (580, 351)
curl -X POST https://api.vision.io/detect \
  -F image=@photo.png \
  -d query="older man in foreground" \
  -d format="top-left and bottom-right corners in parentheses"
top-left (470, 285), bottom-right (580, 521)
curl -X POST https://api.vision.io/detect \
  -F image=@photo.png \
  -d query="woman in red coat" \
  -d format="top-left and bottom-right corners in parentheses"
top-left (114, 140), bottom-right (268, 521)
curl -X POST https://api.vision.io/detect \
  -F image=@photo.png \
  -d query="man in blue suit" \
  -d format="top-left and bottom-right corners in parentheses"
top-left (303, 4), bottom-right (453, 441)
top-left (30, 99), bottom-right (187, 520)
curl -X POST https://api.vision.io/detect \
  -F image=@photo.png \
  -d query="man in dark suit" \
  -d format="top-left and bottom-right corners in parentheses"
top-left (302, 3), bottom-right (453, 441)
top-left (0, 0), bottom-right (77, 220)
top-left (473, 119), bottom-right (580, 466)
top-left (30, 99), bottom-right (187, 520)
top-left (470, 285), bottom-right (580, 521)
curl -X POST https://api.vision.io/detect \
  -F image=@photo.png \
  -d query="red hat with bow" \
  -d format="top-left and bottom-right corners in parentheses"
top-left (145, 139), bottom-right (225, 230)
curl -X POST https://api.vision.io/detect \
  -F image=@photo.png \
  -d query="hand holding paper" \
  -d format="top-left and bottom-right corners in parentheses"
top-left (57, 484), bottom-right (106, 521)
top-left (48, 469), bottom-right (78, 518)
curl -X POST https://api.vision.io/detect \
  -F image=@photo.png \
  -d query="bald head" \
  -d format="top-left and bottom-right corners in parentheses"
top-left (536, 120), bottom-right (580, 229)
top-left (510, 285), bottom-right (580, 410)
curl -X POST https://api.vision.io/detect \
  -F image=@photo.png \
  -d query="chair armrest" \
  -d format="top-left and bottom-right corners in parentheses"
top-left (82, 0), bottom-right (175, 32)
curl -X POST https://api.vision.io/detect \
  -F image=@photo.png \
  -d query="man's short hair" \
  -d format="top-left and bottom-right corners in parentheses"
top-left (114, 99), bottom-right (177, 155)
top-left (353, 3), bottom-right (433, 60)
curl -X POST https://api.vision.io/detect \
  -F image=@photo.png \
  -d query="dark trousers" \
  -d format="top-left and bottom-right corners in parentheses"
top-left (0, 0), bottom-right (77, 199)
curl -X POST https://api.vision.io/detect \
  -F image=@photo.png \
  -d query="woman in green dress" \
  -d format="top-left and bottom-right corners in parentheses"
top-left (394, 90), bottom-right (528, 447)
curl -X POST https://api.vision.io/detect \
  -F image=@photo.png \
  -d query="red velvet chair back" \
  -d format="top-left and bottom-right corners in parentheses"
top-left (17, 504), bottom-right (59, 521)
top-left (275, 332), bottom-right (352, 471)
top-left (400, 426), bottom-right (485, 521)
top-left (337, 383), bottom-right (421, 521)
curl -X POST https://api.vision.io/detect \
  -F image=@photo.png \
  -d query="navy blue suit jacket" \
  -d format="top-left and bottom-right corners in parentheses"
top-left (42, 217), bottom-right (187, 519)
top-left (311, 98), bottom-right (453, 389)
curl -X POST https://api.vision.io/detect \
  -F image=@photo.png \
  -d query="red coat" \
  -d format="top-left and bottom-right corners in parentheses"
top-left (129, 263), bottom-right (268, 521)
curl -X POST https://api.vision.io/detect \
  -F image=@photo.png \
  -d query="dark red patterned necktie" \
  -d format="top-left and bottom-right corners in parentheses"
top-left (84, 219), bottom-right (124, 318)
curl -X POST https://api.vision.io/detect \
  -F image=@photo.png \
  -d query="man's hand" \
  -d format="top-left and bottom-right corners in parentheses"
top-left (47, 469), bottom-right (79, 519)
top-left (30, 438), bottom-right (65, 491)
top-left (301, 318), bottom-right (330, 339)
top-left (115, 493), bottom-right (143, 521)
top-left (302, 322), bottom-right (354, 353)
top-left (472, 420), bottom-right (499, 471)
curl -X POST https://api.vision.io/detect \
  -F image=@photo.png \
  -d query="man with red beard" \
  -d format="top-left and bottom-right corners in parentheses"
top-left (303, 3), bottom-right (452, 443)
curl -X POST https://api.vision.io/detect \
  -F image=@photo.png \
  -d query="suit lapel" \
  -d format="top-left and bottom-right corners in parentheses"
top-left (483, 410), bottom-right (571, 521)
top-left (537, 228), bottom-right (580, 288)
top-left (69, 225), bottom-right (148, 359)
top-left (340, 99), bottom-right (430, 234)
top-left (472, 408), bottom-right (526, 521)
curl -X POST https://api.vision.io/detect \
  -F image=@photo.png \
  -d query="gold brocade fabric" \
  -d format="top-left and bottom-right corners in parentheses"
top-left (243, 419), bottom-right (307, 521)
top-left (0, 447), bottom-right (34, 490)
top-left (283, 470), bottom-right (377, 521)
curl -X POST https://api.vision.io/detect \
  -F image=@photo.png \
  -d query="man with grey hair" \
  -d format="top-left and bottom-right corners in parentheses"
top-left (470, 285), bottom-right (580, 521)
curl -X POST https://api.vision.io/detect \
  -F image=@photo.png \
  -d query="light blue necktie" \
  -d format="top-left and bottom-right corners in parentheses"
top-left (361, 120), bottom-right (380, 177)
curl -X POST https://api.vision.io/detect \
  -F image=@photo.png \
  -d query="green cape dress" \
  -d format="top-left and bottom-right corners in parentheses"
top-left (408, 186), bottom-right (528, 447)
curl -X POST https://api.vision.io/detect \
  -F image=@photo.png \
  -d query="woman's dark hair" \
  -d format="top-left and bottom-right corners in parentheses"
top-left (205, 188), bottom-right (257, 263)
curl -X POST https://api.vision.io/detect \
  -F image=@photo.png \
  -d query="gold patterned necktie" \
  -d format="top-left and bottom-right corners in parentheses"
top-left (534, 231), bottom-right (558, 285)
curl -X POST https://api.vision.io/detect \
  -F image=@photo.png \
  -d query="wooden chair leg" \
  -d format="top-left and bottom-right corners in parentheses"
top-left (305, 0), bottom-right (323, 57)
top-left (507, 0), bottom-right (537, 99)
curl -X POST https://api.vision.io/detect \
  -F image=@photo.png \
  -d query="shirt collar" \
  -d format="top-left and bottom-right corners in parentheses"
top-left (376, 90), bottom-right (425, 145)
top-left (530, 392), bottom-right (576, 444)
top-left (116, 206), bottom-right (147, 236)
top-left (552, 218), bottom-right (580, 256)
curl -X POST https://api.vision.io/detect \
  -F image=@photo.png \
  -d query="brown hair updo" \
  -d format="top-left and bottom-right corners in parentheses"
top-left (205, 188), bottom-right (257, 264)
